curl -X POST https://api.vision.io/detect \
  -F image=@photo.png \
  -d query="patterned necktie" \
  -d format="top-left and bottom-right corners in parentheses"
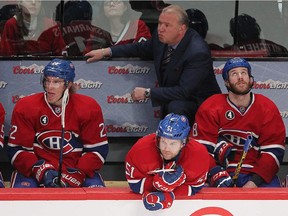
top-left (162, 46), bottom-right (175, 66)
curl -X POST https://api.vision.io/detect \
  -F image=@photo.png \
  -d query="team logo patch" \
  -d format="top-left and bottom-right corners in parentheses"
top-left (225, 110), bottom-right (235, 120)
top-left (40, 115), bottom-right (49, 125)
top-left (239, 106), bottom-right (246, 114)
top-left (218, 129), bottom-right (255, 148)
top-left (54, 107), bottom-right (61, 114)
top-left (36, 130), bottom-right (74, 154)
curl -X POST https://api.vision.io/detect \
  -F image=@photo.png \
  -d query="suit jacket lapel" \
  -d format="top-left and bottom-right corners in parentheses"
top-left (155, 43), bottom-right (166, 84)
top-left (161, 30), bottom-right (192, 84)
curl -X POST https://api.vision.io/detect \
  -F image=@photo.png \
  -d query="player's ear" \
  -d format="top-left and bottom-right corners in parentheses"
top-left (67, 82), bottom-right (73, 88)
top-left (249, 76), bottom-right (254, 85)
top-left (224, 80), bottom-right (230, 88)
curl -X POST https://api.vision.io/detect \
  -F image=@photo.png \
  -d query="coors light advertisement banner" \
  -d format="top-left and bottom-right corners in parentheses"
top-left (0, 60), bottom-right (288, 137)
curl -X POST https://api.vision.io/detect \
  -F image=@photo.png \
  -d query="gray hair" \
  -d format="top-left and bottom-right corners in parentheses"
top-left (161, 5), bottom-right (189, 27)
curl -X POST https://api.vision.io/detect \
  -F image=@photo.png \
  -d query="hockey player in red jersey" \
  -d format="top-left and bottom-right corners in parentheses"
top-left (58, 0), bottom-right (112, 56)
top-left (7, 59), bottom-right (109, 188)
top-left (1, 0), bottom-right (66, 56)
top-left (0, 103), bottom-right (5, 188)
top-left (125, 113), bottom-right (209, 211)
top-left (192, 57), bottom-right (286, 188)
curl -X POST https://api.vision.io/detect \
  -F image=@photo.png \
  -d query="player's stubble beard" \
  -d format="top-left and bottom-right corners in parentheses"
top-left (227, 76), bottom-right (254, 95)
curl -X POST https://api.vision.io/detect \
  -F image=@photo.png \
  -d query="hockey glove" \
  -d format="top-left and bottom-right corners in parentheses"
top-left (153, 162), bottom-right (186, 192)
top-left (32, 160), bottom-right (61, 187)
top-left (43, 169), bottom-right (64, 187)
top-left (214, 141), bottom-right (234, 165)
top-left (208, 166), bottom-right (233, 187)
top-left (143, 191), bottom-right (175, 211)
top-left (61, 168), bottom-right (86, 188)
top-left (0, 172), bottom-right (4, 188)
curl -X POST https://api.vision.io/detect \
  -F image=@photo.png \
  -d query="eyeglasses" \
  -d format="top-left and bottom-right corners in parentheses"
top-left (43, 78), bottom-right (65, 88)
top-left (104, 0), bottom-right (123, 6)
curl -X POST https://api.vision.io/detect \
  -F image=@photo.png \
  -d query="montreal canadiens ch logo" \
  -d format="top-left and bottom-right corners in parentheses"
top-left (36, 130), bottom-right (73, 154)
top-left (225, 110), bottom-right (235, 120)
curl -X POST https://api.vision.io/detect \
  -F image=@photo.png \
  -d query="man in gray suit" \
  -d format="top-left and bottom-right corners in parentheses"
top-left (85, 4), bottom-right (221, 125)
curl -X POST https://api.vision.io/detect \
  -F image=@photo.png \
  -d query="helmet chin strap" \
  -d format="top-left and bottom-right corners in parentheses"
top-left (61, 88), bottom-right (69, 127)
top-left (60, 81), bottom-right (69, 98)
top-left (57, 87), bottom-right (69, 104)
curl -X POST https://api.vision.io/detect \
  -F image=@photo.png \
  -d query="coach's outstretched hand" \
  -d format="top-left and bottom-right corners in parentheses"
top-left (143, 191), bottom-right (175, 211)
top-left (85, 48), bottom-right (111, 63)
top-left (85, 49), bottom-right (102, 63)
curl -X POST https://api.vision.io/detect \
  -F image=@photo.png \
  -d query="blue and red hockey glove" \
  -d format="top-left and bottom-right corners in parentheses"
top-left (32, 159), bottom-right (61, 187)
top-left (60, 168), bottom-right (86, 187)
top-left (153, 162), bottom-right (186, 192)
top-left (208, 166), bottom-right (233, 187)
top-left (142, 191), bottom-right (175, 211)
top-left (214, 141), bottom-right (235, 165)
top-left (0, 172), bottom-right (4, 188)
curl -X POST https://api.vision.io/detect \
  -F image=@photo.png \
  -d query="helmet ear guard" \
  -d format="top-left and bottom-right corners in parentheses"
top-left (156, 113), bottom-right (190, 145)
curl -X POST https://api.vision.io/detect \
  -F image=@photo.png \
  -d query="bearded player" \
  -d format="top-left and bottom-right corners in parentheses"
top-left (7, 58), bottom-right (109, 188)
top-left (192, 57), bottom-right (285, 188)
top-left (125, 113), bottom-right (209, 211)
top-left (0, 103), bottom-right (5, 188)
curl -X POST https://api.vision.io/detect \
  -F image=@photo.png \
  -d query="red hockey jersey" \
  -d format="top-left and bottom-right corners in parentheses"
top-left (1, 17), bottom-right (66, 56)
top-left (192, 93), bottom-right (285, 183)
top-left (224, 39), bottom-right (288, 57)
top-left (125, 133), bottom-right (209, 196)
top-left (62, 20), bottom-right (112, 56)
top-left (8, 92), bottom-right (108, 178)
